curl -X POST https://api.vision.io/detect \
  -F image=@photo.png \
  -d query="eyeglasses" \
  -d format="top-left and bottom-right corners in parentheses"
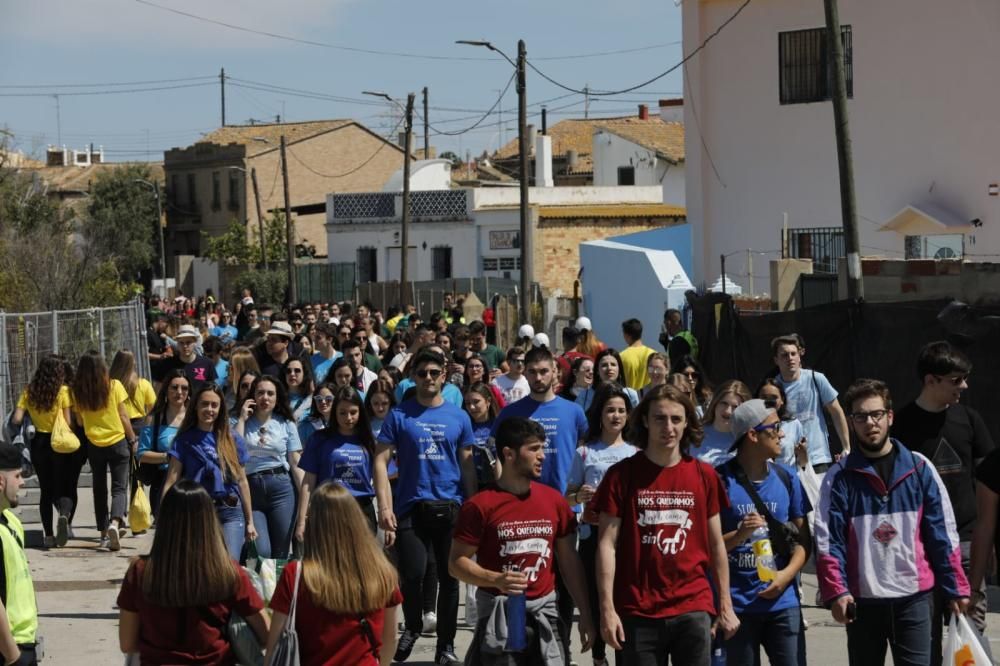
top-left (168, 384), bottom-right (189, 393)
top-left (683, 370), bottom-right (699, 380)
top-left (511, 358), bottom-right (525, 365)
top-left (286, 368), bottom-right (303, 375)
top-left (935, 374), bottom-right (968, 386)
top-left (415, 369), bottom-right (443, 379)
top-left (314, 395), bottom-right (334, 405)
top-left (753, 421), bottom-right (783, 433)
top-left (849, 409), bottom-right (888, 424)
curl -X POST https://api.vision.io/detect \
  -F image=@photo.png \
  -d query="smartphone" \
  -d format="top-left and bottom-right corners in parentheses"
top-left (846, 601), bottom-right (857, 621)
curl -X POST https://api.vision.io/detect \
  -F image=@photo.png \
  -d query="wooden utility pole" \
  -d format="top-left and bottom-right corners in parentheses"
top-left (823, 0), bottom-right (864, 300)
top-left (220, 68), bottom-right (226, 127)
top-left (279, 135), bottom-right (296, 305)
top-left (422, 87), bottom-right (429, 159)
top-left (400, 93), bottom-right (415, 308)
top-left (250, 167), bottom-right (267, 270)
top-left (747, 248), bottom-right (754, 296)
top-left (517, 39), bottom-right (532, 324)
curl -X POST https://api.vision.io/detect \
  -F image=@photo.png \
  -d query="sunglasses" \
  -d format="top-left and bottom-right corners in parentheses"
top-left (314, 395), bottom-right (334, 405)
top-left (935, 374), bottom-right (968, 386)
top-left (753, 421), bottom-right (783, 433)
top-left (286, 367), bottom-right (303, 375)
top-left (168, 384), bottom-right (189, 392)
top-left (415, 369), bottom-right (443, 379)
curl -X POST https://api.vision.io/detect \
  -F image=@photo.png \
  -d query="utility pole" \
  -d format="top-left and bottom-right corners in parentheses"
top-left (496, 89), bottom-right (503, 147)
top-left (517, 39), bottom-right (531, 324)
top-left (422, 86), bottom-right (429, 159)
top-left (250, 167), bottom-right (267, 270)
top-left (279, 135), bottom-right (296, 305)
top-left (747, 248), bottom-right (754, 295)
top-left (823, 0), bottom-right (864, 300)
top-left (720, 254), bottom-right (727, 296)
top-left (400, 93), bottom-right (415, 308)
top-left (584, 85), bottom-right (590, 119)
top-left (153, 182), bottom-right (166, 298)
top-left (220, 68), bottom-right (226, 127)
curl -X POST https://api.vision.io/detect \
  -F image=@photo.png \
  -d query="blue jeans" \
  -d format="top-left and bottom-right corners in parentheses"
top-left (622, 611), bottom-right (712, 665)
top-left (216, 502), bottom-right (245, 560)
top-left (846, 593), bottom-right (931, 666)
top-left (247, 469), bottom-right (296, 559)
top-left (726, 607), bottom-right (805, 666)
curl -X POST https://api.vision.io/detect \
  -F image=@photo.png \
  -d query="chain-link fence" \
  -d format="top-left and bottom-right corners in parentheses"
top-left (0, 298), bottom-right (150, 419)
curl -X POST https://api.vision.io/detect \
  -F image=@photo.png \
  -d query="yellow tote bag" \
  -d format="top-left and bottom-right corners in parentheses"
top-left (129, 458), bottom-right (153, 533)
top-left (50, 409), bottom-right (80, 454)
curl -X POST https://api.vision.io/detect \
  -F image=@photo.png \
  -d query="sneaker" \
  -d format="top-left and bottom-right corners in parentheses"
top-left (42, 535), bottom-right (56, 548)
top-left (434, 646), bottom-right (460, 665)
top-left (98, 537), bottom-right (111, 550)
top-left (56, 515), bottom-right (69, 547)
top-left (106, 526), bottom-right (121, 552)
top-left (422, 611), bottom-right (437, 635)
top-left (119, 525), bottom-right (128, 539)
top-left (394, 629), bottom-right (420, 662)
top-left (593, 659), bottom-right (609, 666)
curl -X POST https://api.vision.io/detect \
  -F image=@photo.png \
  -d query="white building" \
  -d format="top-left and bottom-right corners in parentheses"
top-left (683, 0), bottom-right (999, 292)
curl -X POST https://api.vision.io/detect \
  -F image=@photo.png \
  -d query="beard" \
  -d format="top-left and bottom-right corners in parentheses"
top-left (857, 430), bottom-right (890, 453)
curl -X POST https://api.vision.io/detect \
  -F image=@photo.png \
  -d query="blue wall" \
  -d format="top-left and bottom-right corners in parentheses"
top-left (611, 224), bottom-right (692, 279)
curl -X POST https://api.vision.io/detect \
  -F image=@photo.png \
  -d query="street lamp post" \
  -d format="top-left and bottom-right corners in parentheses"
top-left (457, 39), bottom-right (532, 324)
top-left (134, 179), bottom-right (166, 298)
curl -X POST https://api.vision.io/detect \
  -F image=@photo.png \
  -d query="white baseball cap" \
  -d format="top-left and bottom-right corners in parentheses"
top-left (532, 333), bottom-right (550, 348)
top-left (518, 324), bottom-right (535, 339)
top-left (575, 316), bottom-right (592, 331)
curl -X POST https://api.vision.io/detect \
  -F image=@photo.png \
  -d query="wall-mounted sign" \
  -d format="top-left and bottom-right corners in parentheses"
top-left (490, 230), bottom-right (520, 250)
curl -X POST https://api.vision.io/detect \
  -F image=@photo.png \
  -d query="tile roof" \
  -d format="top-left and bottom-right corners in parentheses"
top-left (493, 116), bottom-right (685, 173)
top-left (27, 162), bottom-right (164, 194)
top-left (197, 120), bottom-right (355, 157)
top-left (538, 204), bottom-right (686, 220)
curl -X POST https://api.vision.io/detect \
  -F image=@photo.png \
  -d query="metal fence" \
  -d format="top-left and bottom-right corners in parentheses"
top-left (296, 262), bottom-right (356, 304)
top-left (356, 278), bottom-right (522, 315)
top-left (0, 298), bottom-right (150, 419)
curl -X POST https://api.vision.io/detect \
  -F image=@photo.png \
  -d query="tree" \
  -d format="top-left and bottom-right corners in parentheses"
top-left (202, 212), bottom-right (310, 266)
top-left (84, 164), bottom-right (159, 280)
top-left (439, 151), bottom-right (463, 167)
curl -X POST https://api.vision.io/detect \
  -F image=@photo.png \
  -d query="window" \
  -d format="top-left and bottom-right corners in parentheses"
top-left (617, 166), bottom-right (636, 186)
top-left (228, 170), bottom-right (240, 210)
top-left (787, 226), bottom-right (844, 274)
top-left (169, 174), bottom-right (179, 206)
top-left (482, 257), bottom-right (499, 271)
top-left (357, 248), bottom-right (377, 283)
top-left (211, 171), bottom-right (221, 210)
top-left (186, 173), bottom-right (197, 209)
top-left (432, 246), bottom-right (453, 280)
top-left (779, 25), bottom-right (853, 105)
top-left (481, 256), bottom-right (521, 272)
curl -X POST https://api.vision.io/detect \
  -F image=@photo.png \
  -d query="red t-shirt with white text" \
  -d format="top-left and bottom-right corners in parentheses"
top-left (592, 453), bottom-right (728, 619)
top-left (453, 482), bottom-right (577, 599)
top-left (270, 560), bottom-right (403, 666)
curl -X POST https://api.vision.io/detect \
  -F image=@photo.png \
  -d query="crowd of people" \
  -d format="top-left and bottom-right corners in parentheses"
top-left (0, 288), bottom-right (996, 666)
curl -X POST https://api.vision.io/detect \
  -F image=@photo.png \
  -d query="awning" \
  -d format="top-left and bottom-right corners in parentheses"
top-left (538, 204), bottom-right (686, 220)
top-left (879, 203), bottom-right (973, 235)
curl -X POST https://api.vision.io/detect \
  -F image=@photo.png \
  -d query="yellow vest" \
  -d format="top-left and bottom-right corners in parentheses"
top-left (0, 510), bottom-right (36, 644)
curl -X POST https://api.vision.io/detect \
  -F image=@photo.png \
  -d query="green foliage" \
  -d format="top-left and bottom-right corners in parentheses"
top-left (439, 151), bottom-right (462, 167)
top-left (84, 163), bottom-right (159, 279)
top-left (234, 268), bottom-right (287, 306)
top-left (202, 212), bottom-right (293, 267)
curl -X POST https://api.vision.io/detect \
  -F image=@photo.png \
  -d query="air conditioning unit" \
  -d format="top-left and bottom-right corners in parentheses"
top-left (904, 234), bottom-right (964, 259)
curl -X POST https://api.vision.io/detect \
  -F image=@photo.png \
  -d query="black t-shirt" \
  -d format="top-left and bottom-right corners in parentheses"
top-left (893, 402), bottom-right (995, 541)
top-left (164, 354), bottom-right (217, 393)
top-left (147, 329), bottom-right (168, 381)
top-left (868, 447), bottom-right (898, 490)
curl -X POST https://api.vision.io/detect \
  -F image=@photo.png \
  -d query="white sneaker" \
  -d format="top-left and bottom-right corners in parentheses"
top-left (422, 611), bottom-right (437, 635)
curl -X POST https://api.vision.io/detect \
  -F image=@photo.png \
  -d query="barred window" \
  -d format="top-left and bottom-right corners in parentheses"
top-left (432, 247), bottom-right (453, 280)
top-left (779, 26), bottom-right (853, 105)
top-left (357, 248), bottom-right (377, 283)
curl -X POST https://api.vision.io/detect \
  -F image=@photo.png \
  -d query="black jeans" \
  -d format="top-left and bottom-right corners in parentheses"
top-left (621, 611), bottom-right (711, 665)
top-left (12, 645), bottom-right (37, 666)
top-left (554, 563), bottom-right (575, 665)
top-left (394, 505), bottom-right (459, 649)
top-left (87, 440), bottom-right (130, 533)
top-left (846, 593), bottom-right (931, 666)
top-left (29, 433), bottom-right (75, 537)
top-left (68, 426), bottom-right (90, 524)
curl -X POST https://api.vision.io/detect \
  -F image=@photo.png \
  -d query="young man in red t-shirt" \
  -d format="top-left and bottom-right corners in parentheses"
top-left (450, 417), bottom-right (595, 665)
top-left (593, 383), bottom-right (739, 664)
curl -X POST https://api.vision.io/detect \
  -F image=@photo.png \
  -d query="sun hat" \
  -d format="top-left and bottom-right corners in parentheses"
top-left (265, 321), bottom-right (294, 338)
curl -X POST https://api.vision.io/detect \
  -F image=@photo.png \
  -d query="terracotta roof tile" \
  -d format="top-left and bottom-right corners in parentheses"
top-left (198, 120), bottom-right (354, 157)
top-left (28, 162), bottom-right (164, 194)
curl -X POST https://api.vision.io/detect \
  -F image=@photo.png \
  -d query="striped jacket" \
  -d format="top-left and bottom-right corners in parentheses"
top-left (814, 440), bottom-right (969, 604)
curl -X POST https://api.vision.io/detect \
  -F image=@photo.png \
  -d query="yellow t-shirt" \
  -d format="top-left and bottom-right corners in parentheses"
top-left (76, 379), bottom-right (128, 447)
top-left (16, 385), bottom-right (72, 434)
top-left (123, 378), bottom-right (156, 420)
top-left (619, 344), bottom-right (655, 391)
top-left (385, 314), bottom-right (404, 336)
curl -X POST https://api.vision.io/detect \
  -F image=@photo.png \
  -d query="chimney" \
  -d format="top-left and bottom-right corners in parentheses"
top-left (638, 104), bottom-right (649, 120)
top-left (658, 98), bottom-right (684, 123)
top-left (527, 124), bottom-right (537, 154)
top-left (566, 149), bottom-right (578, 170)
top-left (535, 134), bottom-right (553, 188)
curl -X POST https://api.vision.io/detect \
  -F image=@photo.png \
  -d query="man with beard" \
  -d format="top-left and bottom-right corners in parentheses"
top-left (814, 378), bottom-right (970, 666)
top-left (450, 417), bottom-right (594, 665)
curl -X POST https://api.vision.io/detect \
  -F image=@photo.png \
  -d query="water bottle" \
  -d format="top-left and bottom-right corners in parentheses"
top-left (711, 635), bottom-right (727, 666)
top-left (504, 566), bottom-right (528, 652)
top-left (751, 525), bottom-right (777, 583)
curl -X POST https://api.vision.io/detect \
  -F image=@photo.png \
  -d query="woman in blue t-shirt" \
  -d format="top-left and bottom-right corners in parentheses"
top-left (295, 386), bottom-right (377, 536)
top-left (693, 379), bottom-right (751, 468)
top-left (566, 383), bottom-right (638, 666)
top-left (281, 357), bottom-right (315, 424)
top-left (233, 375), bottom-right (303, 559)
top-left (163, 384), bottom-right (255, 559)
top-left (297, 382), bottom-right (336, 446)
top-left (462, 382), bottom-right (499, 489)
top-left (137, 370), bottom-right (189, 517)
top-left (757, 379), bottom-right (807, 468)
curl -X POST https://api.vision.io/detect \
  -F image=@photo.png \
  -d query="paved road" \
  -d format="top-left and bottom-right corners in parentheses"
top-left (21, 494), bottom-right (1000, 665)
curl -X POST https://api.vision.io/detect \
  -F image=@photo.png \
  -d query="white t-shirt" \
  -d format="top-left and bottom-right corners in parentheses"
top-left (492, 374), bottom-right (530, 403)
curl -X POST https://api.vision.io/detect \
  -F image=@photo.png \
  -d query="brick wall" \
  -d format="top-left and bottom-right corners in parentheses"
top-left (837, 259), bottom-right (1000, 305)
top-left (536, 217), bottom-right (669, 295)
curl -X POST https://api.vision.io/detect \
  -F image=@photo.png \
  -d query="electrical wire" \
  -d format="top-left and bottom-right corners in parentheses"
top-left (0, 75), bottom-right (218, 89)
top-left (283, 115), bottom-right (406, 178)
top-left (417, 73), bottom-right (516, 137)
top-left (0, 81), bottom-right (216, 97)
top-left (526, 0), bottom-right (752, 96)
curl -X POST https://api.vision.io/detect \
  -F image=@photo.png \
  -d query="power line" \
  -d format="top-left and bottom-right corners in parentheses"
top-left (417, 73), bottom-right (516, 137)
top-left (284, 115), bottom-right (406, 178)
top-left (0, 81), bottom-right (216, 97)
top-left (0, 75), bottom-right (216, 89)
top-left (526, 0), bottom-right (752, 96)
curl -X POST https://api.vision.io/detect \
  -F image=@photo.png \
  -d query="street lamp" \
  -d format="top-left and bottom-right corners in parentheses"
top-left (134, 179), bottom-right (167, 298)
top-left (457, 39), bottom-right (531, 324)
top-left (364, 90), bottom-right (416, 309)
top-left (226, 166), bottom-right (267, 270)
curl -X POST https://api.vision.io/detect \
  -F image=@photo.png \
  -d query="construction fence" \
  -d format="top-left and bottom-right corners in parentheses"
top-left (0, 298), bottom-right (150, 420)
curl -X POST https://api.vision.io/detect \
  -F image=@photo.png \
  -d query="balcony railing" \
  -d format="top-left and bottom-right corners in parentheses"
top-left (328, 190), bottom-right (472, 224)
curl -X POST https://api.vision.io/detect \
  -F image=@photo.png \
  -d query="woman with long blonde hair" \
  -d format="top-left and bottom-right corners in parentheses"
top-left (118, 480), bottom-right (269, 663)
top-left (226, 346), bottom-right (260, 410)
top-left (163, 384), bottom-right (256, 559)
top-left (266, 482), bottom-right (401, 665)
top-left (109, 349), bottom-right (156, 430)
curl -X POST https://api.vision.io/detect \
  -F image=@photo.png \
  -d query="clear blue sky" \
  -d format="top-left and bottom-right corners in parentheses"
top-left (1, 0), bottom-right (684, 163)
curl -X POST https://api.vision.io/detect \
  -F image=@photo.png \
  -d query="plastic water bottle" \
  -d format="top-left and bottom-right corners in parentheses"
top-left (711, 635), bottom-right (727, 665)
top-left (751, 526), bottom-right (777, 583)
top-left (504, 566), bottom-right (528, 652)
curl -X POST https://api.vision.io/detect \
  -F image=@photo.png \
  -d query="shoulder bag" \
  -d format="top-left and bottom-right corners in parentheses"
top-left (269, 560), bottom-right (301, 666)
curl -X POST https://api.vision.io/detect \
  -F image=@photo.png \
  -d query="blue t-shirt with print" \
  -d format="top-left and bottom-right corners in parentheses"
top-left (310, 351), bottom-right (342, 384)
top-left (214, 359), bottom-right (230, 390)
top-left (567, 440), bottom-right (637, 538)
top-left (210, 324), bottom-right (238, 344)
top-left (377, 400), bottom-right (476, 517)
top-left (716, 460), bottom-right (811, 615)
top-left (470, 420), bottom-right (496, 487)
top-left (694, 424), bottom-right (736, 468)
top-left (776, 369), bottom-right (838, 465)
top-left (394, 379), bottom-right (464, 407)
top-left (299, 431), bottom-right (374, 498)
top-left (241, 415), bottom-right (302, 475)
top-left (777, 417), bottom-right (805, 467)
top-left (169, 428), bottom-right (249, 499)
top-left (493, 396), bottom-right (587, 494)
